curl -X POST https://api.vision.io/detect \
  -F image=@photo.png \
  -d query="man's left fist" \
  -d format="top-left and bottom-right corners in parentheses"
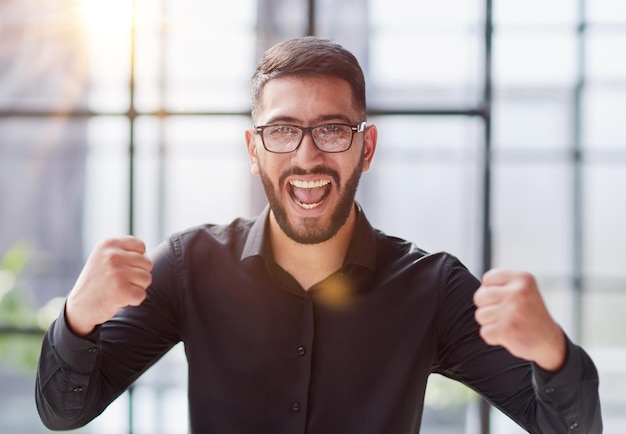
top-left (473, 269), bottom-right (567, 372)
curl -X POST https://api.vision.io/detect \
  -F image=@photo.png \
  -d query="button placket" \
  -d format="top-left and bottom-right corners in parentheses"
top-left (287, 297), bottom-right (314, 431)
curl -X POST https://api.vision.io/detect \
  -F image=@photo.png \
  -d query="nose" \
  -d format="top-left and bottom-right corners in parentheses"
top-left (291, 131), bottom-right (324, 167)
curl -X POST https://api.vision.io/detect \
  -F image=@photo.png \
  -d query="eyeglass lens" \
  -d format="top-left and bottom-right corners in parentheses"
top-left (262, 124), bottom-right (353, 153)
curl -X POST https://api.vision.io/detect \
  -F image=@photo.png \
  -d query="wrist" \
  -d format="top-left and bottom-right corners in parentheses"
top-left (534, 327), bottom-right (567, 372)
top-left (64, 302), bottom-right (96, 337)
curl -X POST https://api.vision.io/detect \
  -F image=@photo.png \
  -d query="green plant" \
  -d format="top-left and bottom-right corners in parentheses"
top-left (0, 242), bottom-right (56, 373)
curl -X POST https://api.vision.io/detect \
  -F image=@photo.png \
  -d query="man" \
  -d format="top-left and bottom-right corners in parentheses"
top-left (36, 37), bottom-right (602, 433)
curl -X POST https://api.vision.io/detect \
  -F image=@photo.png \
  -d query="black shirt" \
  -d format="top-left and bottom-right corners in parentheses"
top-left (36, 205), bottom-right (602, 433)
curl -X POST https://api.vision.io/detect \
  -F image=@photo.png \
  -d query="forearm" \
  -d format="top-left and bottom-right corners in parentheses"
top-left (530, 337), bottom-right (602, 433)
top-left (36, 284), bottom-right (180, 430)
top-left (35, 311), bottom-right (108, 430)
top-left (439, 264), bottom-right (602, 433)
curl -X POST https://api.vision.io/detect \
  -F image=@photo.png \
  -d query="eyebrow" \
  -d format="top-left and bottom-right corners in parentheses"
top-left (264, 113), bottom-right (355, 126)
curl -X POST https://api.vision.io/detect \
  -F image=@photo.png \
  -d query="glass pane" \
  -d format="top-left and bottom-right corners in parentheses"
top-left (132, 0), bottom-right (166, 113)
top-left (493, 30), bottom-right (577, 87)
top-left (492, 97), bottom-right (573, 149)
top-left (0, 0), bottom-right (90, 111)
top-left (158, 116), bottom-right (252, 234)
top-left (494, 0), bottom-right (576, 25)
top-left (586, 30), bottom-right (626, 82)
top-left (0, 342), bottom-right (50, 434)
top-left (82, 0), bottom-right (133, 112)
top-left (588, 0), bottom-right (626, 24)
top-left (360, 116), bottom-right (483, 273)
top-left (369, 0), bottom-right (482, 26)
top-left (582, 88), bottom-right (626, 149)
top-left (368, 33), bottom-right (483, 108)
top-left (0, 117), bottom-right (87, 300)
top-left (367, 0), bottom-right (483, 108)
top-left (140, 0), bottom-right (257, 112)
top-left (82, 117), bottom-right (130, 249)
top-left (583, 282), bottom-right (626, 346)
top-left (583, 164), bottom-right (626, 276)
top-left (492, 162), bottom-right (573, 275)
top-left (133, 116), bottom-right (165, 249)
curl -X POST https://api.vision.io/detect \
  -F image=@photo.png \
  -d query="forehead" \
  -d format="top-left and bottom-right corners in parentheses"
top-left (256, 75), bottom-right (359, 124)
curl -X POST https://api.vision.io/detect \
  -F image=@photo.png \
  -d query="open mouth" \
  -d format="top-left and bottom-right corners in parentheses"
top-left (288, 179), bottom-right (332, 210)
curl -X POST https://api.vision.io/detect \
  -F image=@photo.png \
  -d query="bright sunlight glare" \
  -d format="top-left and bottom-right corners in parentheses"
top-left (80, 0), bottom-right (134, 36)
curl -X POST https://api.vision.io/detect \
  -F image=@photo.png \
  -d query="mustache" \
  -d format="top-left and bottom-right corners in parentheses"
top-left (279, 166), bottom-right (341, 189)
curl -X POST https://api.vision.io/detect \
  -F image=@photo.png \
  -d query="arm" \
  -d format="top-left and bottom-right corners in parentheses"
top-left (35, 237), bottom-right (180, 430)
top-left (473, 269), bottom-right (566, 372)
top-left (435, 261), bottom-right (602, 433)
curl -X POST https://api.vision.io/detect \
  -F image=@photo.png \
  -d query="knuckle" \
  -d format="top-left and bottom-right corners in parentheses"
top-left (515, 271), bottom-right (536, 287)
top-left (97, 237), bottom-right (120, 250)
top-left (129, 289), bottom-right (147, 306)
top-left (104, 250), bottom-right (126, 267)
top-left (107, 271), bottom-right (131, 294)
top-left (479, 327), bottom-right (497, 346)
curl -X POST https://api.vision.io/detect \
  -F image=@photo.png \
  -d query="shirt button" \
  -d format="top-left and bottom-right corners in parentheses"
top-left (73, 386), bottom-right (83, 392)
top-left (88, 347), bottom-right (97, 353)
top-left (292, 402), bottom-right (301, 412)
top-left (545, 387), bottom-right (555, 394)
top-left (569, 422), bottom-right (579, 430)
top-left (297, 346), bottom-right (306, 356)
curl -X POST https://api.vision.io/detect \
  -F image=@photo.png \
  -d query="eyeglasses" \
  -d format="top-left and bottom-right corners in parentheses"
top-left (254, 121), bottom-right (366, 154)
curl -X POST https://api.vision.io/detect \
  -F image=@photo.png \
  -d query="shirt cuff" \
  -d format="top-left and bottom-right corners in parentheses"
top-left (532, 333), bottom-right (587, 397)
top-left (51, 304), bottom-right (101, 374)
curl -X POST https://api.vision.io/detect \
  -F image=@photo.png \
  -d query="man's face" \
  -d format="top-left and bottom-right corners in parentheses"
top-left (245, 76), bottom-right (377, 244)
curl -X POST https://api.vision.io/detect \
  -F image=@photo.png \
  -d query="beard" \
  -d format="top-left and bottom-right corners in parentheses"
top-left (258, 154), bottom-right (364, 245)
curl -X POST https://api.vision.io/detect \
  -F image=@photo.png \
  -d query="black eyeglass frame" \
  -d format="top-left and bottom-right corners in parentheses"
top-left (254, 121), bottom-right (367, 154)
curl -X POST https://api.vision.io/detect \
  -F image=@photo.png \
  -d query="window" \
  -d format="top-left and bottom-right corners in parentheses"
top-left (1, 1), bottom-right (624, 432)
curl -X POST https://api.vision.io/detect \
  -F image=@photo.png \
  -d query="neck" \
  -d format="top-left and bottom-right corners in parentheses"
top-left (269, 206), bottom-right (357, 290)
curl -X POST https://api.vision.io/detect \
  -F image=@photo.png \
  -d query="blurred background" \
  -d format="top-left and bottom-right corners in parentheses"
top-left (1, 0), bottom-right (625, 432)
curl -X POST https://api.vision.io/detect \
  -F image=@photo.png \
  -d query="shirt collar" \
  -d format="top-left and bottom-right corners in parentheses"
top-left (240, 202), bottom-right (376, 272)
top-left (240, 205), bottom-right (270, 261)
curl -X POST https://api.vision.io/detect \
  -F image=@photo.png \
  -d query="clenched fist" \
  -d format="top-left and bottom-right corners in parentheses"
top-left (473, 269), bottom-right (567, 372)
top-left (65, 236), bottom-right (153, 336)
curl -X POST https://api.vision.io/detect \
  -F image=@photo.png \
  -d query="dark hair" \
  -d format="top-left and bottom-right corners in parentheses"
top-left (251, 37), bottom-right (366, 121)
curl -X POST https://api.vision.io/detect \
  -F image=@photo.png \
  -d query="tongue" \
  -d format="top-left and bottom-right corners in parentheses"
top-left (292, 185), bottom-right (328, 205)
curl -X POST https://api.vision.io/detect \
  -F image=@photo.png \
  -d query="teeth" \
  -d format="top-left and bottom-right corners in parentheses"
top-left (289, 179), bottom-right (330, 189)
top-left (294, 198), bottom-right (322, 209)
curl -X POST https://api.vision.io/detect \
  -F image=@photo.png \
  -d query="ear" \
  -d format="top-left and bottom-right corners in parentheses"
top-left (361, 124), bottom-right (377, 173)
top-left (245, 129), bottom-right (260, 175)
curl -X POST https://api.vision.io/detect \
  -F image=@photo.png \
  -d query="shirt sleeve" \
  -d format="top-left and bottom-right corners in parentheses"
top-left (35, 237), bottom-right (182, 430)
top-left (531, 337), bottom-right (603, 433)
top-left (434, 257), bottom-right (602, 434)
top-left (35, 308), bottom-right (105, 430)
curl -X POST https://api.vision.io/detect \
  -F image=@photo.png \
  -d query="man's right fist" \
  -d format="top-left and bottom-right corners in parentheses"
top-left (65, 236), bottom-right (153, 336)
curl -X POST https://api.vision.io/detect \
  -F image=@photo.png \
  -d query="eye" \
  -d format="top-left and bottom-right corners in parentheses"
top-left (316, 124), bottom-right (349, 140)
top-left (267, 125), bottom-right (299, 137)
top-left (319, 124), bottom-right (343, 134)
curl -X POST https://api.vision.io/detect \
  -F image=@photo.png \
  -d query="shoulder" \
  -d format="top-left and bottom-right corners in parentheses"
top-left (147, 216), bottom-right (257, 268)
top-left (374, 228), bottom-right (479, 288)
top-left (172, 216), bottom-right (255, 249)
top-left (373, 228), bottom-right (452, 269)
